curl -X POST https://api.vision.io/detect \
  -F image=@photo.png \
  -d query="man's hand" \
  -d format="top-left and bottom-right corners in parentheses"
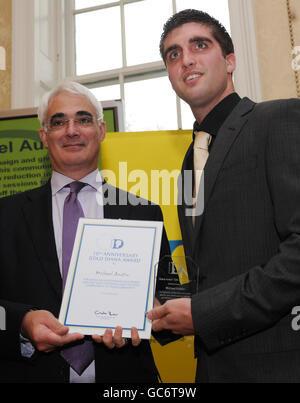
top-left (92, 326), bottom-right (141, 349)
top-left (21, 310), bottom-right (84, 353)
top-left (147, 298), bottom-right (195, 335)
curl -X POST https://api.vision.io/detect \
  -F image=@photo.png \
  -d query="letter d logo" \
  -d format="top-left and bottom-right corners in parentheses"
top-left (168, 262), bottom-right (179, 275)
top-left (112, 239), bottom-right (124, 249)
top-left (0, 306), bottom-right (6, 331)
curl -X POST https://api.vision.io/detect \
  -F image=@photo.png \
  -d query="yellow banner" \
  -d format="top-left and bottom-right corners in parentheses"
top-left (101, 130), bottom-right (196, 383)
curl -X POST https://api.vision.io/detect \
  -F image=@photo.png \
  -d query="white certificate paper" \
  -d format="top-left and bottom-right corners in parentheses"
top-left (59, 218), bottom-right (163, 339)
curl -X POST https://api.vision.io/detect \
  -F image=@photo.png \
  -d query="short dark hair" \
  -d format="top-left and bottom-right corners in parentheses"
top-left (160, 9), bottom-right (234, 63)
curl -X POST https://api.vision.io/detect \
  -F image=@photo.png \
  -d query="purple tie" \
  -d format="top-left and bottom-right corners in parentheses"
top-left (60, 181), bottom-right (94, 376)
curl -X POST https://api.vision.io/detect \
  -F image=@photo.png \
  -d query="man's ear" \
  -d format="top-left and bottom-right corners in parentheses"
top-left (226, 53), bottom-right (236, 74)
top-left (39, 128), bottom-right (48, 149)
top-left (99, 121), bottom-right (106, 143)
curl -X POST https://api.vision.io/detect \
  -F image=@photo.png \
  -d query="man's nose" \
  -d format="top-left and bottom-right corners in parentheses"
top-left (65, 119), bottom-right (80, 135)
top-left (182, 49), bottom-right (196, 68)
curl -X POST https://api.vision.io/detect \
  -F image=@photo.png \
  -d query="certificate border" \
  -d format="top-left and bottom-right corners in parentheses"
top-left (60, 219), bottom-right (162, 338)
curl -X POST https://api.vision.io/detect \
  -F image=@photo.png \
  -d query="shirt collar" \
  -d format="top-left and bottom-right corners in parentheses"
top-left (51, 169), bottom-right (103, 196)
top-left (193, 92), bottom-right (241, 140)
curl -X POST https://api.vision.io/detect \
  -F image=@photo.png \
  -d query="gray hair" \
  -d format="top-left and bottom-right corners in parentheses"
top-left (38, 81), bottom-right (103, 128)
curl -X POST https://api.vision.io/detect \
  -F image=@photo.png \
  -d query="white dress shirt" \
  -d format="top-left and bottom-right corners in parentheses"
top-left (51, 169), bottom-right (104, 383)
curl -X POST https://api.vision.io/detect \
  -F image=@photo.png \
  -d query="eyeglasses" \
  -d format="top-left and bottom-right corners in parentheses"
top-left (46, 115), bottom-right (101, 132)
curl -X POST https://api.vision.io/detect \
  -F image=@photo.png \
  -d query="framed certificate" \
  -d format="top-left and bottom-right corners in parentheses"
top-left (59, 218), bottom-right (163, 339)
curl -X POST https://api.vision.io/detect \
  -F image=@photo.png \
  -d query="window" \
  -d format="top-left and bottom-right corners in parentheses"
top-left (65, 0), bottom-right (232, 132)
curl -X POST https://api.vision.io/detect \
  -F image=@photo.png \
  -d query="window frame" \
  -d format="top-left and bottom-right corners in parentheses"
top-left (65, 0), bottom-right (181, 129)
top-left (12, 0), bottom-right (262, 128)
top-left (64, 0), bottom-right (262, 131)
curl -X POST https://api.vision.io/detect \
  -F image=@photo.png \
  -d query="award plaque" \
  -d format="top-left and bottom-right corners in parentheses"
top-left (155, 255), bottom-right (202, 304)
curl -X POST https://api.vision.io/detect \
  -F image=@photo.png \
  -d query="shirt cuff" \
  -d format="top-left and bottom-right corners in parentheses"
top-left (20, 334), bottom-right (35, 358)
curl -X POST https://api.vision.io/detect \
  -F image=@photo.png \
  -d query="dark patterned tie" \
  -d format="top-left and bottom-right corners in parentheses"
top-left (60, 181), bottom-right (94, 375)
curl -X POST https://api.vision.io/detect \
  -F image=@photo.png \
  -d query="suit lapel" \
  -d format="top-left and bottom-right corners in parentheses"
top-left (22, 182), bottom-right (62, 299)
top-left (204, 98), bottom-right (255, 208)
top-left (192, 98), bottom-right (256, 248)
top-left (103, 182), bottom-right (131, 220)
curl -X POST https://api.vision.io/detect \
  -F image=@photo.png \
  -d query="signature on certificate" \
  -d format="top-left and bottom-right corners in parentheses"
top-left (94, 310), bottom-right (119, 317)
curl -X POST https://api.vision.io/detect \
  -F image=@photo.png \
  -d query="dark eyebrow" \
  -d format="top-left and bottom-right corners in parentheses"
top-left (75, 111), bottom-right (93, 117)
top-left (164, 36), bottom-right (213, 61)
top-left (49, 113), bottom-right (65, 123)
top-left (164, 45), bottom-right (180, 61)
top-left (49, 111), bottom-right (93, 122)
top-left (189, 36), bottom-right (213, 45)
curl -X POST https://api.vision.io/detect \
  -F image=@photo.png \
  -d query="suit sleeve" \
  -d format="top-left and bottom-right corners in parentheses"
top-left (0, 196), bottom-right (37, 360)
top-left (149, 205), bottom-right (182, 345)
top-left (0, 299), bottom-right (34, 360)
top-left (191, 99), bottom-right (300, 352)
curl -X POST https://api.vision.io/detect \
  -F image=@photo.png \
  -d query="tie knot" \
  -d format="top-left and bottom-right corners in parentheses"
top-left (194, 131), bottom-right (211, 150)
top-left (69, 181), bottom-right (86, 195)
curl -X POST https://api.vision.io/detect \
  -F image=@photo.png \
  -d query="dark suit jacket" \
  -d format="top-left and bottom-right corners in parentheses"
top-left (178, 97), bottom-right (300, 383)
top-left (0, 181), bottom-right (171, 383)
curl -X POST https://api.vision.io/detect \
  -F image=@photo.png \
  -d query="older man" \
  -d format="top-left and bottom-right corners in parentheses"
top-left (0, 81), bottom-right (172, 383)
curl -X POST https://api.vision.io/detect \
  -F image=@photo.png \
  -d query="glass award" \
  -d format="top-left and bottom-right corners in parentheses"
top-left (154, 255), bottom-right (202, 305)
